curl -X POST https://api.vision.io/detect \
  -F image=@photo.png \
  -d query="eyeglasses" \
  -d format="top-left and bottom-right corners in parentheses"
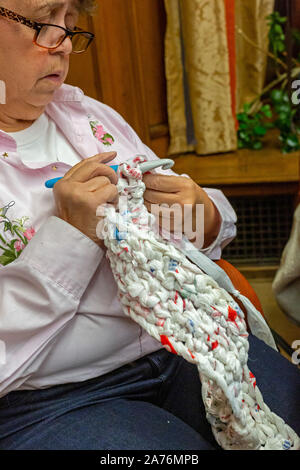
top-left (0, 6), bottom-right (95, 54)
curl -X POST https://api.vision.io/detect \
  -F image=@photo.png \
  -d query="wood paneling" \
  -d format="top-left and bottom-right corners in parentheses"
top-left (131, 0), bottom-right (168, 127)
top-left (292, 0), bottom-right (300, 28)
top-left (67, 15), bottom-right (101, 101)
top-left (67, 0), bottom-right (169, 155)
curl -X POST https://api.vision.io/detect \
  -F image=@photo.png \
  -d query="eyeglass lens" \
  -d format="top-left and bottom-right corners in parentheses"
top-left (36, 25), bottom-right (91, 52)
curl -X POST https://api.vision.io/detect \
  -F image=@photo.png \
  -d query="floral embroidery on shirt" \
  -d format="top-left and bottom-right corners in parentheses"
top-left (0, 201), bottom-right (36, 266)
top-left (88, 115), bottom-right (115, 146)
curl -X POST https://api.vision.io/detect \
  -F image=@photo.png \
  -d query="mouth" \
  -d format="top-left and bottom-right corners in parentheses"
top-left (42, 71), bottom-right (64, 83)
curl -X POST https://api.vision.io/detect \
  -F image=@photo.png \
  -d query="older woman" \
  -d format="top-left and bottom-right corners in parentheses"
top-left (0, 0), bottom-right (298, 451)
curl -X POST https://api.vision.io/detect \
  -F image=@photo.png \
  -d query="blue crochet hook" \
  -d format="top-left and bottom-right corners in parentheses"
top-left (45, 159), bottom-right (175, 188)
top-left (45, 165), bottom-right (120, 188)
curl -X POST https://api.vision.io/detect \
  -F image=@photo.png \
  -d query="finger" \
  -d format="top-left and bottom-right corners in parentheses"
top-left (65, 160), bottom-right (118, 185)
top-left (91, 183), bottom-right (119, 205)
top-left (63, 152), bottom-right (117, 181)
top-left (144, 200), bottom-right (179, 216)
top-left (144, 189), bottom-right (180, 205)
top-left (65, 152), bottom-right (117, 177)
top-left (142, 174), bottom-right (184, 193)
top-left (146, 209), bottom-right (182, 235)
top-left (83, 175), bottom-right (116, 192)
top-left (144, 201), bottom-right (183, 228)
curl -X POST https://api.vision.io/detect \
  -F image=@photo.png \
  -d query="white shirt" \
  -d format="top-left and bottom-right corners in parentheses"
top-left (7, 112), bottom-right (82, 166)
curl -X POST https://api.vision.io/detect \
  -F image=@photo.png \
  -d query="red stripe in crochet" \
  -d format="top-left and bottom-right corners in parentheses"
top-left (228, 306), bottom-right (238, 322)
top-left (188, 350), bottom-right (195, 359)
top-left (160, 335), bottom-right (177, 355)
top-left (249, 371), bottom-right (257, 388)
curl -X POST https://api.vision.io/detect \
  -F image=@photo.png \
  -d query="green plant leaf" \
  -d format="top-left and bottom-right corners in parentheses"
top-left (273, 40), bottom-right (285, 52)
top-left (286, 135), bottom-right (300, 148)
top-left (270, 89), bottom-right (284, 103)
top-left (237, 113), bottom-right (248, 122)
top-left (239, 131), bottom-right (251, 142)
top-left (243, 103), bottom-right (251, 113)
top-left (253, 126), bottom-right (267, 136)
top-left (261, 105), bottom-right (273, 118)
top-left (252, 141), bottom-right (263, 150)
top-left (278, 16), bottom-right (287, 24)
top-left (275, 104), bottom-right (291, 115)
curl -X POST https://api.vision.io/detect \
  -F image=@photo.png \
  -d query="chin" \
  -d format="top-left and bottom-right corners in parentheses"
top-left (34, 82), bottom-right (63, 102)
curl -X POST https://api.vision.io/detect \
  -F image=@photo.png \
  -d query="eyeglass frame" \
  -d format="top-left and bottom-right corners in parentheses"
top-left (0, 5), bottom-right (95, 53)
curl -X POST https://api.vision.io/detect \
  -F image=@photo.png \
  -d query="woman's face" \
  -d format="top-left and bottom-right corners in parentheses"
top-left (0, 0), bottom-right (79, 126)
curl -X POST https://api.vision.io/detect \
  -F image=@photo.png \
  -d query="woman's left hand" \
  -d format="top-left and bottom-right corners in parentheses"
top-left (142, 173), bottom-right (221, 248)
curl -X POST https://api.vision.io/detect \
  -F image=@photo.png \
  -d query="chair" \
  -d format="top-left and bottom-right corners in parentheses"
top-left (214, 259), bottom-right (264, 331)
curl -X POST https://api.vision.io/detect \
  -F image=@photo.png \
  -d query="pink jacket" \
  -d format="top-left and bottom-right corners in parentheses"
top-left (0, 84), bottom-right (237, 396)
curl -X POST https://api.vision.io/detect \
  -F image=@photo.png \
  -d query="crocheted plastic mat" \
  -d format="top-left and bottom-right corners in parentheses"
top-left (97, 156), bottom-right (300, 451)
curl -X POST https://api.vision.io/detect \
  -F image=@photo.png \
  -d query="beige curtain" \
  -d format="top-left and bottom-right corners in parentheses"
top-left (164, 0), bottom-right (275, 156)
top-left (235, 0), bottom-right (275, 111)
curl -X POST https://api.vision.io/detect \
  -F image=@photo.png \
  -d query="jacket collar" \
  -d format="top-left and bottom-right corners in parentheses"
top-left (0, 83), bottom-right (99, 168)
top-left (0, 83), bottom-right (84, 143)
top-left (51, 83), bottom-right (85, 103)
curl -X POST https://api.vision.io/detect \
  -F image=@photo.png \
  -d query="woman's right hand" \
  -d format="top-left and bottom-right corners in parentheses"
top-left (53, 152), bottom-right (119, 249)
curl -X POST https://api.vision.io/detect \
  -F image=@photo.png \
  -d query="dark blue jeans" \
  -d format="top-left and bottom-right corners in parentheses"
top-left (0, 335), bottom-right (299, 450)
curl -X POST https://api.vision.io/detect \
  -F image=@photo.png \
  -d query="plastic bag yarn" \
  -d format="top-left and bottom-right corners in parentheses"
top-left (97, 155), bottom-right (300, 451)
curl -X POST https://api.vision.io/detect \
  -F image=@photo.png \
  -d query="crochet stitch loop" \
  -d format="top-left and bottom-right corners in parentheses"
top-left (98, 156), bottom-right (300, 451)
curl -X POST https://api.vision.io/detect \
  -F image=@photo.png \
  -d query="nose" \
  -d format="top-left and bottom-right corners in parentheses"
top-left (49, 35), bottom-right (73, 56)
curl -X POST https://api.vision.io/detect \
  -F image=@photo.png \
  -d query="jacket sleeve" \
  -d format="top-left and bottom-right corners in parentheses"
top-left (0, 216), bottom-right (104, 397)
top-left (272, 204), bottom-right (300, 326)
